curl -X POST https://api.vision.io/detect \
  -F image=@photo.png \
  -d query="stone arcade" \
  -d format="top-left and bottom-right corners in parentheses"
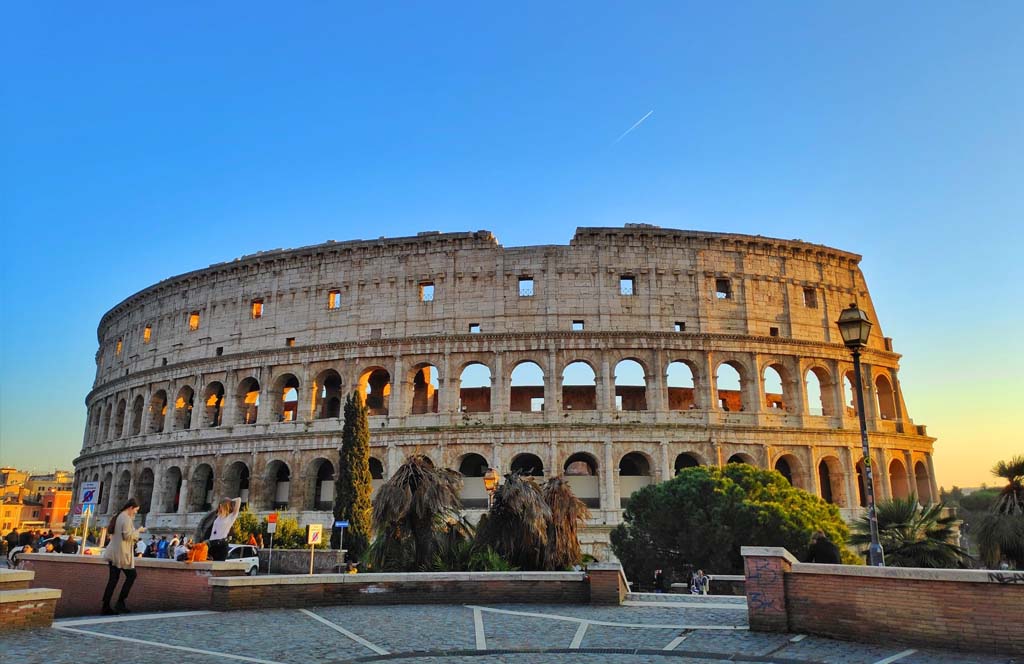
top-left (73, 226), bottom-right (936, 558)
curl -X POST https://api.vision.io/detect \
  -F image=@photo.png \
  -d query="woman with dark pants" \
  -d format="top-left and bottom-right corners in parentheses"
top-left (207, 497), bottom-right (241, 561)
top-left (101, 498), bottom-right (145, 614)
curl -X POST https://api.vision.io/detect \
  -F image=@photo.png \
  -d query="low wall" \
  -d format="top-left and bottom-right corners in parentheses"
top-left (670, 575), bottom-right (744, 596)
top-left (741, 547), bottom-right (1024, 656)
top-left (21, 554), bottom-right (249, 617)
top-left (1, 568), bottom-right (61, 632)
top-left (258, 548), bottom-right (346, 574)
top-left (210, 571), bottom-right (589, 611)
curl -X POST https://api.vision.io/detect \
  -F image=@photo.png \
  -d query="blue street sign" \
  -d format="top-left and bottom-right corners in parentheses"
top-left (334, 520), bottom-right (349, 528)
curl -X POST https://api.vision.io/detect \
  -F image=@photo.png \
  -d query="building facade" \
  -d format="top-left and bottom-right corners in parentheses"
top-left (72, 226), bottom-right (936, 557)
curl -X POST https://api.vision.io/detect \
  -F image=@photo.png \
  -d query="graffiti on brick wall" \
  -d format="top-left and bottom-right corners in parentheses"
top-left (748, 591), bottom-right (784, 613)
top-left (987, 571), bottom-right (1024, 585)
top-left (747, 559), bottom-right (779, 584)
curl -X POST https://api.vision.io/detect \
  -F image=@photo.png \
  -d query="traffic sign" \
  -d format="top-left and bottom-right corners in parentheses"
top-left (79, 481), bottom-right (100, 505)
top-left (266, 522), bottom-right (277, 534)
top-left (268, 512), bottom-right (279, 524)
top-left (307, 524), bottom-right (323, 545)
top-left (334, 520), bottom-right (349, 529)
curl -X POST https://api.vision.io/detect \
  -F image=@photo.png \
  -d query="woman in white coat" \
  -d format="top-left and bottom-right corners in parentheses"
top-left (101, 498), bottom-right (145, 614)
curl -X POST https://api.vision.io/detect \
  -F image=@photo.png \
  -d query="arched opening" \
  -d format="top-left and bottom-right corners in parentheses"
top-left (188, 464), bottom-right (214, 512)
top-left (510, 361), bottom-right (545, 412)
top-left (265, 461), bottom-right (291, 510)
top-left (715, 362), bottom-right (744, 412)
top-left (410, 364), bottom-right (440, 414)
top-left (236, 377), bottom-right (261, 425)
top-left (774, 456), bottom-right (794, 485)
top-left (173, 385), bottom-right (195, 430)
top-left (113, 470), bottom-right (131, 510)
top-left (727, 453), bottom-right (755, 465)
top-left (161, 466), bottom-right (182, 512)
top-left (369, 457), bottom-right (385, 496)
top-left (90, 408), bottom-right (102, 443)
top-left (147, 391), bottom-right (168, 434)
top-left (817, 457), bottom-right (844, 506)
top-left (804, 367), bottom-right (834, 416)
top-left (459, 363), bottom-right (492, 413)
top-left (137, 468), bottom-right (155, 514)
top-left (564, 452), bottom-right (599, 508)
top-left (129, 395), bottom-right (145, 436)
top-left (889, 459), bottom-right (910, 499)
top-left (562, 361), bottom-right (597, 411)
top-left (876, 374), bottom-right (897, 420)
top-left (843, 372), bottom-right (857, 416)
top-left (313, 369), bottom-right (343, 419)
top-left (674, 453), bottom-right (701, 473)
top-left (201, 382), bottom-right (225, 427)
top-left (619, 452), bottom-right (653, 507)
top-left (614, 359), bottom-right (647, 411)
top-left (101, 472), bottom-right (113, 513)
top-left (667, 361), bottom-right (697, 410)
top-left (914, 461), bottom-right (932, 503)
top-left (458, 453), bottom-right (489, 509)
top-left (310, 459), bottom-right (334, 511)
top-left (855, 459), bottom-right (868, 507)
top-left (510, 453), bottom-right (544, 477)
top-left (102, 403), bottom-right (113, 441)
top-left (358, 368), bottom-right (391, 416)
top-left (762, 365), bottom-right (786, 410)
top-left (269, 373), bottom-right (299, 422)
top-left (114, 399), bottom-right (127, 438)
top-left (223, 462), bottom-right (251, 508)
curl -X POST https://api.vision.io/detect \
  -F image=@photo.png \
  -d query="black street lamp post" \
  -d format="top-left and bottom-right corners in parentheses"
top-left (837, 303), bottom-right (886, 567)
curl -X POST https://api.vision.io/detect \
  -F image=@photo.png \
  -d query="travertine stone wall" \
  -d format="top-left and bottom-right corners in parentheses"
top-left (73, 226), bottom-right (936, 559)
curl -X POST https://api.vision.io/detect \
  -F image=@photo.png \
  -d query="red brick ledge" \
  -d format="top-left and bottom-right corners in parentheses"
top-left (209, 571), bottom-right (584, 587)
top-left (20, 553), bottom-right (249, 574)
top-left (791, 563), bottom-right (1024, 584)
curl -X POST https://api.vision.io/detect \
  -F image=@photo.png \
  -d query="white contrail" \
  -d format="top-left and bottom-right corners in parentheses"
top-left (614, 110), bottom-right (653, 143)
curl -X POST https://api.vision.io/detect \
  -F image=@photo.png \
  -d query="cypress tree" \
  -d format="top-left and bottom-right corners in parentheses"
top-left (333, 390), bottom-right (373, 558)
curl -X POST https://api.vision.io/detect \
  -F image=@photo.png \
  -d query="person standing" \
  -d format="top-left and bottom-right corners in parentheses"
top-left (61, 535), bottom-right (79, 554)
top-left (805, 531), bottom-right (841, 564)
top-left (101, 498), bottom-right (145, 615)
top-left (207, 497), bottom-right (242, 562)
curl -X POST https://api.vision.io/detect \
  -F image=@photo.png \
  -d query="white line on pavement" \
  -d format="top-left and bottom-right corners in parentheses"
top-left (298, 608), bottom-right (389, 655)
top-left (465, 605), bottom-right (747, 630)
top-left (53, 625), bottom-right (284, 664)
top-left (872, 649), bottom-right (918, 664)
top-left (56, 611), bottom-right (219, 627)
top-left (663, 635), bottom-right (688, 650)
top-left (473, 607), bottom-right (487, 650)
top-left (790, 634), bottom-right (807, 642)
top-left (569, 621), bottom-right (589, 649)
top-left (623, 601), bottom-right (746, 610)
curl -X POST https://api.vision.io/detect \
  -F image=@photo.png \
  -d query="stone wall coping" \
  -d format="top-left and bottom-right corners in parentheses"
top-left (791, 562), bottom-right (1024, 585)
top-left (740, 547), bottom-right (799, 564)
top-left (209, 570), bottom-right (586, 587)
top-left (0, 569), bottom-right (35, 584)
top-left (0, 588), bottom-right (62, 604)
top-left (21, 553), bottom-right (249, 572)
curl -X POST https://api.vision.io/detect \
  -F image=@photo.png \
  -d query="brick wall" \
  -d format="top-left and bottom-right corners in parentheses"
top-left (742, 547), bottom-right (1024, 657)
top-left (0, 593), bottom-right (59, 632)
top-left (588, 563), bottom-right (628, 605)
top-left (21, 554), bottom-right (247, 617)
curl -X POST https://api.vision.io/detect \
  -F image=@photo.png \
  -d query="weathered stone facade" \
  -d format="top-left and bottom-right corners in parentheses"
top-left (73, 226), bottom-right (937, 559)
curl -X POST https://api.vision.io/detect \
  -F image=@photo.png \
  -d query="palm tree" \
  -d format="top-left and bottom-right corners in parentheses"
top-left (542, 476), bottom-right (591, 570)
top-left (370, 455), bottom-right (463, 570)
top-left (975, 455), bottom-right (1024, 569)
top-left (476, 472), bottom-right (550, 569)
top-left (851, 495), bottom-right (971, 568)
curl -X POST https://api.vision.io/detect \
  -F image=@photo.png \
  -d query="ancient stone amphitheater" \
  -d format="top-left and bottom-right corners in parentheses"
top-left (73, 225), bottom-right (936, 557)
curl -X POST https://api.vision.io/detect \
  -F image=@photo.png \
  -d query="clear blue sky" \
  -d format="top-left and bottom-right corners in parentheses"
top-left (2, 2), bottom-right (1021, 487)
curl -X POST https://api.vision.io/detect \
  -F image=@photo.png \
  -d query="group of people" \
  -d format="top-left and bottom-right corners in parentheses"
top-left (652, 568), bottom-right (711, 594)
top-left (3, 528), bottom-right (81, 566)
top-left (134, 533), bottom-right (195, 561)
top-left (100, 495), bottom-right (242, 615)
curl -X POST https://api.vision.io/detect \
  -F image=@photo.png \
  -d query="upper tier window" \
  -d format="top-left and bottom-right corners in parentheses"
top-left (419, 282), bottom-right (435, 302)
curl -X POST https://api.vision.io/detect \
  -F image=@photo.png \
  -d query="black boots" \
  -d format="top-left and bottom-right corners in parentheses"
top-left (102, 605), bottom-right (117, 615)
top-left (114, 600), bottom-right (131, 614)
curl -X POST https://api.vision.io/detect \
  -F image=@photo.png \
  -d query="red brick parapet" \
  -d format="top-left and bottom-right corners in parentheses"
top-left (1, 568), bottom-right (61, 632)
top-left (741, 547), bottom-right (1024, 656)
top-left (587, 562), bottom-right (629, 605)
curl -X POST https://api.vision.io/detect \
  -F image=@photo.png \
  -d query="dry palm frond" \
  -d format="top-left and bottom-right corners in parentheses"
top-left (542, 476), bottom-right (591, 570)
top-left (477, 472), bottom-right (550, 569)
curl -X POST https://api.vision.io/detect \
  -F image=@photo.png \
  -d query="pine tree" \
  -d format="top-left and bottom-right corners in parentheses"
top-left (333, 391), bottom-right (373, 559)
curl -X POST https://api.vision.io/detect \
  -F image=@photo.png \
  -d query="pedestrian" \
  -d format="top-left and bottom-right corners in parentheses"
top-left (157, 536), bottom-right (169, 559)
top-left (62, 534), bottom-right (80, 554)
top-left (207, 497), bottom-right (242, 562)
top-left (173, 538), bottom-right (189, 561)
top-left (135, 536), bottom-right (147, 557)
top-left (653, 569), bottom-right (666, 593)
top-left (4, 528), bottom-right (19, 550)
top-left (101, 498), bottom-right (145, 615)
top-left (805, 530), bottom-right (841, 564)
top-left (691, 569), bottom-right (710, 595)
top-left (169, 533), bottom-right (180, 552)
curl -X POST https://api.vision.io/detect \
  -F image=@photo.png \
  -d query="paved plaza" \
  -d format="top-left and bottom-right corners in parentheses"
top-left (0, 595), bottom-right (1015, 663)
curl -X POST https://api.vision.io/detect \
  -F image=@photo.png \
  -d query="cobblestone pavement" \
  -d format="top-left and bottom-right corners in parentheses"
top-left (0, 600), bottom-right (1016, 664)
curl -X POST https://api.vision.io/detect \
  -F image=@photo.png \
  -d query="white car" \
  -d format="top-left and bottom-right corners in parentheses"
top-left (226, 544), bottom-right (260, 575)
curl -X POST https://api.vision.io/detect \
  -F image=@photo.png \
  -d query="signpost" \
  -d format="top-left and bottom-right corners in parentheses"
top-left (266, 513), bottom-right (278, 573)
top-left (307, 524), bottom-right (323, 575)
top-left (77, 481), bottom-right (100, 541)
top-left (334, 520), bottom-right (349, 560)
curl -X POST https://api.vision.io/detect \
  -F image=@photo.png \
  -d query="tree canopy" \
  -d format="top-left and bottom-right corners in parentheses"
top-left (610, 464), bottom-right (851, 582)
top-left (976, 455), bottom-right (1024, 569)
top-left (333, 391), bottom-right (373, 558)
top-left (851, 495), bottom-right (970, 568)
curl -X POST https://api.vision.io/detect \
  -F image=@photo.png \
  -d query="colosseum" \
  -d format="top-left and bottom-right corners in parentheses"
top-left (73, 225), bottom-right (937, 557)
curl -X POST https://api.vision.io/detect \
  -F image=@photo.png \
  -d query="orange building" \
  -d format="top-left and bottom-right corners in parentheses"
top-left (40, 490), bottom-right (72, 532)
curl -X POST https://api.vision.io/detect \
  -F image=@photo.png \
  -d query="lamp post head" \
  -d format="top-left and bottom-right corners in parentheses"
top-left (837, 302), bottom-right (873, 349)
top-left (483, 467), bottom-right (500, 494)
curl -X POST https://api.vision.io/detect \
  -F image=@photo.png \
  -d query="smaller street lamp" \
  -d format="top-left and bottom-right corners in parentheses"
top-left (837, 303), bottom-right (885, 567)
top-left (483, 467), bottom-right (501, 510)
